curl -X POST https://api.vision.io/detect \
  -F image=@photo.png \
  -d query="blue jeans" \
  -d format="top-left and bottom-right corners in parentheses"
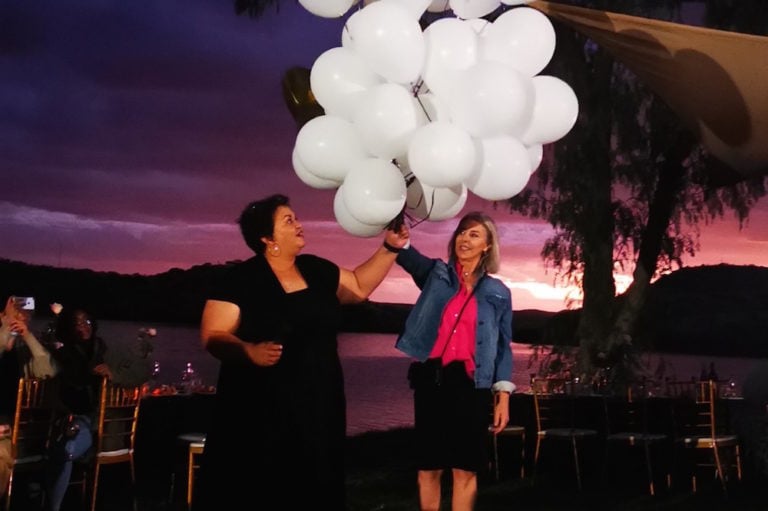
top-left (46, 415), bottom-right (93, 511)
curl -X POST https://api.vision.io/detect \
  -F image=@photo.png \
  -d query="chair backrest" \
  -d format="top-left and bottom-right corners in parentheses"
top-left (665, 379), bottom-right (705, 400)
top-left (699, 379), bottom-right (730, 438)
top-left (603, 384), bottom-right (661, 435)
top-left (532, 377), bottom-right (578, 432)
top-left (10, 377), bottom-right (55, 463)
top-left (94, 377), bottom-right (142, 455)
top-left (604, 388), bottom-right (636, 434)
top-left (672, 379), bottom-right (726, 439)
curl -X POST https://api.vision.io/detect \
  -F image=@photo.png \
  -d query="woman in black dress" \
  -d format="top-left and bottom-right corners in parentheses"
top-left (195, 194), bottom-right (408, 510)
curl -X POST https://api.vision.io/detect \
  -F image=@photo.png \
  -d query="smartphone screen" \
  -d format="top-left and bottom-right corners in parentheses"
top-left (12, 296), bottom-right (35, 311)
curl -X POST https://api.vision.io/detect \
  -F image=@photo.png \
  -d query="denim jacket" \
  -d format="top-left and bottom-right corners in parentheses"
top-left (394, 245), bottom-right (514, 392)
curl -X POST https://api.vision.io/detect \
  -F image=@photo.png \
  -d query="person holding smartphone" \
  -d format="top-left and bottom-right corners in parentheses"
top-left (0, 294), bottom-right (57, 390)
top-left (0, 295), bottom-right (56, 498)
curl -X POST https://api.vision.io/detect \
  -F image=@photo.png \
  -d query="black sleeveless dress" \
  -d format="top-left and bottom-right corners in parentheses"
top-left (194, 254), bottom-right (346, 510)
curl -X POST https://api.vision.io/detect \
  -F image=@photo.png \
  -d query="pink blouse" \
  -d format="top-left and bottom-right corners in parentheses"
top-left (428, 264), bottom-right (478, 377)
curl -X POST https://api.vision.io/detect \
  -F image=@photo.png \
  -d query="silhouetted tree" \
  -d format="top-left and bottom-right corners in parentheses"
top-left (507, 0), bottom-right (768, 382)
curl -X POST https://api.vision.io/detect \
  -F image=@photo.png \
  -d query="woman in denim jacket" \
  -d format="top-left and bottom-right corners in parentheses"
top-left (394, 211), bottom-right (514, 511)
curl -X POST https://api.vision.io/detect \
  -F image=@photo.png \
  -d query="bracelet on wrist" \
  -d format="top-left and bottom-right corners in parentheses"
top-left (382, 241), bottom-right (403, 254)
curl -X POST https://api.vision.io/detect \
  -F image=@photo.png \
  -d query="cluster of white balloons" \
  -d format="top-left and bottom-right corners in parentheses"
top-left (292, 0), bottom-right (579, 236)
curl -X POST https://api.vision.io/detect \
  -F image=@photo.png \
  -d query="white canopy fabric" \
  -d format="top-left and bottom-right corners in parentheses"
top-left (529, 1), bottom-right (768, 180)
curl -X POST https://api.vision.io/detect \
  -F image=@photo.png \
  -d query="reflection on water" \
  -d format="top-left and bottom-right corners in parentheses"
top-left (30, 318), bottom-right (218, 390)
top-left (30, 319), bottom-right (767, 436)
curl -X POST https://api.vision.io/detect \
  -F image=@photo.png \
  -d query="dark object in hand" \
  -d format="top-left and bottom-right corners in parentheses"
top-left (386, 210), bottom-right (405, 232)
top-left (55, 414), bottom-right (81, 441)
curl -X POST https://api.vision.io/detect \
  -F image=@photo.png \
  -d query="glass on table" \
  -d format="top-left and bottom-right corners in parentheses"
top-left (721, 376), bottom-right (739, 398)
top-left (178, 362), bottom-right (204, 393)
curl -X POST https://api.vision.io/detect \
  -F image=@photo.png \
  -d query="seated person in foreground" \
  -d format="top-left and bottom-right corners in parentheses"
top-left (0, 295), bottom-right (56, 498)
top-left (45, 306), bottom-right (114, 511)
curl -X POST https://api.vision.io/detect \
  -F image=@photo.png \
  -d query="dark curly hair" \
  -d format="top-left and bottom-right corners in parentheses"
top-left (238, 194), bottom-right (290, 255)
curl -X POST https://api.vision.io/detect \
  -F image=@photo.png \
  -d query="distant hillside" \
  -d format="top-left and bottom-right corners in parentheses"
top-left (2, 260), bottom-right (767, 357)
top-left (0, 259), bottom-right (227, 325)
top-left (0, 258), bottom-right (552, 335)
top-left (540, 264), bottom-right (768, 358)
top-left (640, 264), bottom-right (768, 356)
top-left (0, 258), bottom-right (411, 332)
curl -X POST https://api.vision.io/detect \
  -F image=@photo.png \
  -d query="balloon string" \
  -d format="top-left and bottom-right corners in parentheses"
top-left (413, 84), bottom-right (432, 123)
top-left (411, 188), bottom-right (436, 228)
top-left (388, 172), bottom-right (434, 231)
top-left (388, 209), bottom-right (427, 231)
top-left (411, 79), bottom-right (426, 96)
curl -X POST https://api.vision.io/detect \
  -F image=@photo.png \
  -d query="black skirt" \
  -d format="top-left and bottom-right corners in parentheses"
top-left (412, 361), bottom-right (493, 472)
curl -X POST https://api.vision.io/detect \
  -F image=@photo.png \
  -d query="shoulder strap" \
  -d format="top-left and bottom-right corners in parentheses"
top-left (437, 275), bottom-right (484, 358)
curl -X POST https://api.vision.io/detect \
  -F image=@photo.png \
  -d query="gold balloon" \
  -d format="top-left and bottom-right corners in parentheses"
top-left (282, 66), bottom-right (324, 129)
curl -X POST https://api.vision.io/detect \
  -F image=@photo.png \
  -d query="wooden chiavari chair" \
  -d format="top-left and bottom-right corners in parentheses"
top-left (84, 377), bottom-right (142, 511)
top-left (5, 377), bottom-right (55, 511)
top-left (602, 383), bottom-right (671, 496)
top-left (672, 379), bottom-right (742, 494)
top-left (531, 377), bottom-right (598, 491)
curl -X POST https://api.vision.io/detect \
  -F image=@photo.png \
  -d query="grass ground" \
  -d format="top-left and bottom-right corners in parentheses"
top-left (23, 426), bottom-right (764, 510)
top-left (346, 428), bottom-right (768, 511)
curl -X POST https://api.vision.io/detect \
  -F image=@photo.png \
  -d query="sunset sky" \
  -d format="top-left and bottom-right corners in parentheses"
top-left (2, 0), bottom-right (767, 312)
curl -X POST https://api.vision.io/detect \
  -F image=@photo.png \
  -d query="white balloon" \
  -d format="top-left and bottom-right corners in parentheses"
top-left (501, 0), bottom-right (530, 4)
top-left (408, 121), bottom-right (476, 188)
top-left (295, 115), bottom-right (368, 182)
top-left (520, 75), bottom-right (579, 145)
top-left (481, 7), bottom-right (556, 76)
top-left (299, 0), bottom-right (356, 18)
top-left (422, 18), bottom-right (478, 99)
top-left (310, 47), bottom-right (383, 121)
top-left (448, 61), bottom-right (535, 138)
top-left (342, 157), bottom-right (407, 225)
top-left (346, 2), bottom-right (426, 84)
top-left (449, 0), bottom-right (500, 19)
top-left (526, 143), bottom-right (544, 173)
top-left (466, 136), bottom-right (531, 200)
top-left (353, 83), bottom-right (422, 160)
top-left (379, 0), bottom-right (432, 19)
top-left (333, 186), bottom-right (387, 237)
top-left (341, 9), bottom-right (359, 49)
top-left (406, 178), bottom-right (467, 221)
top-left (292, 146), bottom-right (341, 189)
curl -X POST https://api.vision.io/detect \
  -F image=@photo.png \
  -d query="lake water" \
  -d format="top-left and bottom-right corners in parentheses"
top-left (30, 318), bottom-right (767, 436)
